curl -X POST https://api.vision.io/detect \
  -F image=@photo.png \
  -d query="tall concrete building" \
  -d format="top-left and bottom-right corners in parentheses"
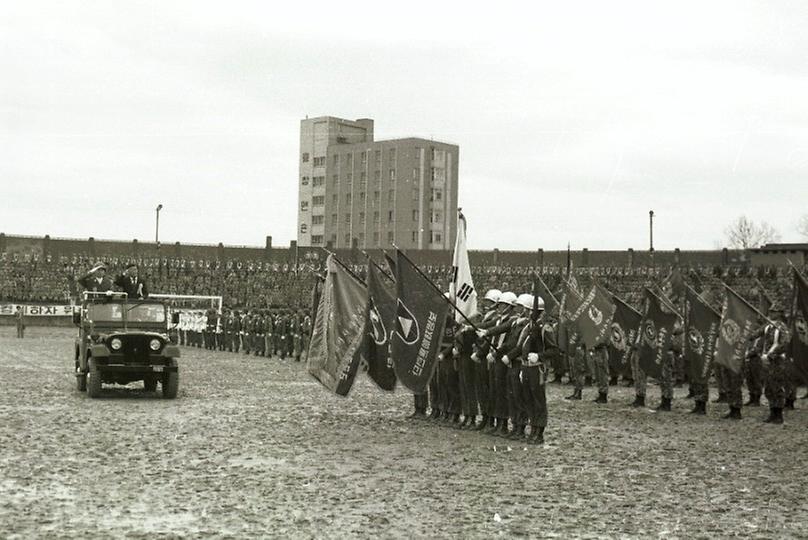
top-left (297, 116), bottom-right (459, 250)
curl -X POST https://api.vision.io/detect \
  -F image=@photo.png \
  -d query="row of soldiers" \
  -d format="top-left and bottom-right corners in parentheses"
top-left (178, 308), bottom-right (312, 362)
top-left (412, 289), bottom-right (554, 445)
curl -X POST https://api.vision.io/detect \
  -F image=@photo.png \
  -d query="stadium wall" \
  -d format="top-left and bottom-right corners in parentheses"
top-left (0, 233), bottom-right (800, 268)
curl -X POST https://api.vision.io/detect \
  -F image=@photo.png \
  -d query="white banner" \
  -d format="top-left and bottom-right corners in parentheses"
top-left (0, 304), bottom-right (74, 316)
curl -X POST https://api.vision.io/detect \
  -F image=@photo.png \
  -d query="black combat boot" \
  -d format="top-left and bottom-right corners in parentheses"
top-left (507, 425), bottom-right (525, 440)
top-left (485, 418), bottom-right (500, 434)
top-left (565, 389), bottom-right (582, 400)
top-left (784, 398), bottom-right (796, 410)
top-left (690, 400), bottom-right (706, 415)
top-left (712, 393), bottom-right (727, 403)
top-left (609, 376), bottom-right (619, 386)
top-left (474, 416), bottom-right (489, 431)
top-left (631, 395), bottom-right (646, 408)
top-left (685, 387), bottom-right (695, 399)
top-left (655, 397), bottom-right (672, 412)
top-left (496, 420), bottom-right (510, 438)
top-left (594, 392), bottom-right (608, 404)
top-left (531, 426), bottom-right (545, 445)
top-left (722, 406), bottom-right (742, 420)
top-left (429, 409), bottom-right (442, 421)
top-left (763, 407), bottom-right (784, 424)
top-left (744, 394), bottom-right (761, 407)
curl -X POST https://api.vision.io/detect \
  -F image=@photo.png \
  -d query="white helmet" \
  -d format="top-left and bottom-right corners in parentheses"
top-left (516, 294), bottom-right (534, 311)
top-left (534, 295), bottom-right (546, 311)
top-left (483, 289), bottom-right (502, 303)
top-left (498, 291), bottom-right (517, 306)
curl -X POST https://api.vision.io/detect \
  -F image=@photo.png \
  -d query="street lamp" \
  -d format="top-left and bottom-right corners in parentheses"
top-left (155, 204), bottom-right (163, 246)
top-left (649, 210), bottom-right (655, 267)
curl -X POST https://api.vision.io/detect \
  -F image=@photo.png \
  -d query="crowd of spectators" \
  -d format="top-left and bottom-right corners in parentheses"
top-left (0, 251), bottom-right (803, 313)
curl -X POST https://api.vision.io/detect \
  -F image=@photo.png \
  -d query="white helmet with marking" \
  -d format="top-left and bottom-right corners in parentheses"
top-left (498, 291), bottom-right (517, 306)
top-left (483, 289), bottom-right (502, 303)
top-left (516, 294), bottom-right (534, 311)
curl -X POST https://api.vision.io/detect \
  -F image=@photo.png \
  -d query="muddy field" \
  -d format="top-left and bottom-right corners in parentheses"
top-left (1, 328), bottom-right (807, 539)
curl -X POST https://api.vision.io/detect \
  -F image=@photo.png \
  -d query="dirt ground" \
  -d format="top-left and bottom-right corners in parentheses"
top-left (1, 328), bottom-right (807, 539)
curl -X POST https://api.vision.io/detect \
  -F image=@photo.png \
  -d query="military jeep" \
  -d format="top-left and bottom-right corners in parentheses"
top-left (73, 292), bottom-right (181, 398)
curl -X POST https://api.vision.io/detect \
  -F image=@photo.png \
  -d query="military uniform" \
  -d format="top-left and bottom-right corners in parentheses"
top-left (761, 318), bottom-right (789, 423)
top-left (566, 341), bottom-right (587, 400)
top-left (592, 343), bottom-right (610, 403)
top-left (521, 319), bottom-right (554, 444)
top-left (630, 347), bottom-right (647, 407)
top-left (481, 308), bottom-right (517, 435)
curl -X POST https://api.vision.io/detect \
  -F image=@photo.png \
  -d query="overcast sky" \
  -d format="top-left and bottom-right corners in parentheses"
top-left (3, 1), bottom-right (807, 251)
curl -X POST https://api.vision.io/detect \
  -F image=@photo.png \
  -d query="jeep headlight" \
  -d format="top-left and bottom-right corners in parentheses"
top-left (110, 338), bottom-right (122, 350)
top-left (149, 339), bottom-right (161, 351)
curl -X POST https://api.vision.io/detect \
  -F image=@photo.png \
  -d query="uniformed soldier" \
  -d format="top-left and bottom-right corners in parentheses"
top-left (300, 310), bottom-right (312, 361)
top-left (566, 340), bottom-right (586, 401)
top-left (591, 341), bottom-right (610, 404)
top-left (292, 310), bottom-right (304, 362)
top-left (760, 308), bottom-right (790, 424)
top-left (494, 293), bottom-right (532, 439)
top-left (656, 320), bottom-right (683, 412)
top-left (521, 293), bottom-right (551, 444)
top-left (231, 310), bottom-right (242, 353)
top-left (437, 305), bottom-right (461, 427)
top-left (744, 329), bottom-right (764, 406)
top-left (264, 309), bottom-right (275, 358)
top-left (14, 306), bottom-right (25, 338)
top-left (476, 291), bottom-right (518, 436)
top-left (629, 345), bottom-right (646, 407)
top-left (469, 289), bottom-right (501, 431)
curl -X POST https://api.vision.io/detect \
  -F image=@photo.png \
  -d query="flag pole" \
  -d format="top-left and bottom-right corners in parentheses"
top-left (684, 283), bottom-right (721, 318)
top-left (361, 250), bottom-right (394, 282)
top-left (645, 286), bottom-right (685, 320)
top-left (392, 244), bottom-right (499, 352)
top-left (319, 247), bottom-right (366, 286)
top-left (720, 281), bottom-right (774, 325)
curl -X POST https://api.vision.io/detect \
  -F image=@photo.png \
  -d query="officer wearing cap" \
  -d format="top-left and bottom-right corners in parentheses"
top-left (78, 263), bottom-right (115, 294)
top-left (114, 263), bottom-right (149, 299)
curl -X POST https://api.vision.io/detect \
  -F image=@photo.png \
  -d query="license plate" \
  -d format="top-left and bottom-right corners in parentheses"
top-left (153, 366), bottom-right (164, 373)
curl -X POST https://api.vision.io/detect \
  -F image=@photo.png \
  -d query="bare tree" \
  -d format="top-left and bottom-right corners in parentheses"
top-left (798, 214), bottom-right (808, 240)
top-left (724, 215), bottom-right (781, 249)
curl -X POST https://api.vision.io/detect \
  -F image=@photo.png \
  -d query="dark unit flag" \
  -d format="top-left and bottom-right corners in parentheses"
top-left (638, 288), bottom-right (679, 380)
top-left (307, 255), bottom-right (367, 396)
top-left (390, 250), bottom-right (450, 393)
top-left (684, 287), bottom-right (721, 386)
top-left (568, 283), bottom-right (616, 349)
top-left (609, 293), bottom-right (643, 376)
top-left (791, 268), bottom-right (808, 383)
top-left (714, 287), bottom-right (758, 375)
top-left (363, 261), bottom-right (397, 391)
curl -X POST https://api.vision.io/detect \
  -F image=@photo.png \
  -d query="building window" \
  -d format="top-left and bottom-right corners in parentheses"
top-left (330, 234), bottom-right (337, 244)
top-left (346, 193), bottom-right (352, 205)
top-left (374, 150), bottom-right (381, 166)
top-left (431, 148), bottom-right (445, 162)
top-left (373, 231), bottom-right (380, 245)
top-left (312, 196), bottom-right (324, 207)
top-left (412, 209), bottom-right (419, 222)
top-left (430, 232), bottom-right (442, 244)
top-left (345, 154), bottom-right (353, 168)
top-left (374, 170), bottom-right (381, 183)
top-left (387, 231), bottom-right (394, 244)
top-left (412, 189), bottom-right (419, 202)
top-left (332, 194), bottom-right (338, 205)
top-left (432, 212), bottom-right (442, 223)
top-left (331, 214), bottom-right (338, 226)
top-left (431, 189), bottom-right (442, 202)
top-left (431, 167), bottom-right (446, 182)
top-left (332, 174), bottom-right (338, 186)
top-left (311, 235), bottom-right (323, 245)
top-left (300, 223), bottom-right (308, 233)
top-left (388, 190), bottom-right (394, 204)
top-left (388, 210), bottom-right (394, 223)
top-left (373, 191), bottom-right (380, 203)
top-left (302, 152), bottom-right (309, 163)
top-left (346, 173), bottom-right (353, 186)
top-left (373, 211), bottom-right (380, 224)
top-left (345, 214), bottom-right (351, 224)
top-left (312, 215), bottom-right (324, 225)
top-left (358, 232), bottom-right (365, 246)
top-left (359, 212), bottom-right (365, 225)
top-left (333, 154), bottom-right (339, 166)
top-left (344, 234), bottom-right (351, 246)
top-left (300, 201), bottom-right (309, 212)
top-left (313, 156), bottom-right (325, 167)
top-left (361, 151), bottom-right (368, 165)
top-left (301, 176), bottom-right (310, 186)
top-left (359, 192), bottom-right (366, 203)
top-left (312, 176), bottom-right (324, 187)
top-left (389, 169), bottom-right (396, 181)
top-left (388, 148), bottom-right (396, 164)
top-left (360, 171), bottom-right (367, 188)
top-left (411, 231), bottom-right (418, 243)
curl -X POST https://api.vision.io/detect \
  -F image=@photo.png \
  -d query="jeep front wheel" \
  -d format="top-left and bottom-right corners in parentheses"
top-left (144, 376), bottom-right (157, 392)
top-left (86, 358), bottom-right (102, 398)
top-left (162, 360), bottom-right (179, 399)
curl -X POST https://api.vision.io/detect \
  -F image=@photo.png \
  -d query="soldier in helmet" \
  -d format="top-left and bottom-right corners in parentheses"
top-left (760, 308), bottom-right (790, 424)
top-left (468, 289), bottom-right (502, 430)
top-left (521, 293), bottom-right (552, 444)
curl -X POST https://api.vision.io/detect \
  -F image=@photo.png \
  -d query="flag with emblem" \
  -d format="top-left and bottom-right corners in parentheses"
top-left (608, 293), bottom-right (643, 376)
top-left (791, 267), bottom-right (808, 383)
top-left (534, 274), bottom-right (560, 316)
top-left (714, 286), bottom-right (758, 375)
top-left (449, 210), bottom-right (477, 322)
top-left (637, 288), bottom-right (679, 379)
top-left (558, 280), bottom-right (585, 355)
top-left (567, 283), bottom-right (616, 349)
top-left (307, 254), bottom-right (367, 396)
top-left (684, 286), bottom-right (721, 386)
top-left (363, 260), bottom-right (397, 391)
top-left (390, 249), bottom-right (450, 393)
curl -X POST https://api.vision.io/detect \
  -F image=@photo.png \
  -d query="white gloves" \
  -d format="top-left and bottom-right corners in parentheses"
top-left (527, 352), bottom-right (539, 364)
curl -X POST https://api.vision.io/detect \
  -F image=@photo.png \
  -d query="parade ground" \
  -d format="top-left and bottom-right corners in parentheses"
top-left (2, 328), bottom-right (807, 539)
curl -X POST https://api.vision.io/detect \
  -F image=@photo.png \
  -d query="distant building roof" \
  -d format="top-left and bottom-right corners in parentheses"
top-left (754, 243), bottom-right (808, 252)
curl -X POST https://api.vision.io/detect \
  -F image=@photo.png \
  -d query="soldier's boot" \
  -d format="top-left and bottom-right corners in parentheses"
top-left (685, 387), bottom-right (695, 399)
top-left (531, 426), bottom-right (545, 445)
top-left (631, 395), bottom-right (646, 408)
top-left (429, 409), bottom-right (441, 421)
top-left (623, 378), bottom-right (634, 387)
top-left (450, 413), bottom-right (462, 427)
top-left (763, 407), bottom-right (784, 424)
top-left (565, 389), bottom-right (582, 400)
top-left (609, 376), bottom-right (619, 386)
top-left (551, 375), bottom-right (564, 384)
top-left (496, 420), bottom-right (510, 437)
top-left (408, 409), bottom-right (427, 420)
top-left (722, 406), bottom-right (742, 420)
top-left (784, 398), bottom-right (796, 410)
top-left (690, 400), bottom-right (707, 415)
top-left (507, 425), bottom-right (524, 440)
top-left (585, 376), bottom-right (593, 386)
top-left (744, 394), bottom-right (761, 407)
top-left (712, 392), bottom-right (727, 403)
top-left (655, 397), bottom-right (672, 412)
top-left (473, 415), bottom-right (488, 431)
top-left (594, 392), bottom-right (608, 404)
top-left (484, 418), bottom-right (500, 434)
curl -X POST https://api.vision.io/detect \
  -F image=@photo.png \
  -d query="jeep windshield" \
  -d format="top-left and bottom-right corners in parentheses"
top-left (87, 303), bottom-right (166, 325)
